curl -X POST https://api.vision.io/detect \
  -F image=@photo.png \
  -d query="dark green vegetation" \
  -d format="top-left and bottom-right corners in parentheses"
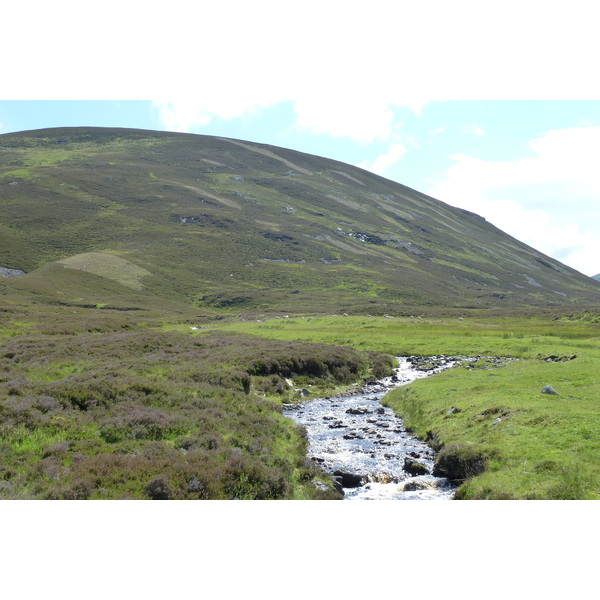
top-left (1, 127), bottom-right (599, 499)
top-left (1, 127), bottom-right (599, 314)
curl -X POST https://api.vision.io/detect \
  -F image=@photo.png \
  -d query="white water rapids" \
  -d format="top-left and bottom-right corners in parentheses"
top-left (284, 356), bottom-right (462, 500)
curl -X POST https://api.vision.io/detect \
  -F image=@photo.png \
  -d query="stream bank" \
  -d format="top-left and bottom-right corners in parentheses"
top-left (284, 355), bottom-right (486, 500)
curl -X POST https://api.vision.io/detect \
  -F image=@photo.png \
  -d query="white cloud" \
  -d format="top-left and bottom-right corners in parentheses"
top-left (564, 240), bottom-right (600, 278)
top-left (153, 98), bottom-right (429, 142)
top-left (293, 99), bottom-right (395, 144)
top-left (429, 126), bottom-right (446, 136)
top-left (358, 143), bottom-right (408, 175)
top-left (428, 126), bottom-right (600, 276)
top-left (292, 99), bottom-right (428, 144)
top-left (152, 99), bottom-right (280, 133)
top-left (463, 124), bottom-right (485, 137)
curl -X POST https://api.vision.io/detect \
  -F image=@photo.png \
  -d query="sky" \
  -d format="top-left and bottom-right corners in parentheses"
top-left (2, 1), bottom-right (600, 279)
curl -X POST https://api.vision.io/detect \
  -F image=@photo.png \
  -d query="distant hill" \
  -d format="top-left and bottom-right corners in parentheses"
top-left (1, 126), bottom-right (599, 314)
top-left (593, 274), bottom-right (600, 282)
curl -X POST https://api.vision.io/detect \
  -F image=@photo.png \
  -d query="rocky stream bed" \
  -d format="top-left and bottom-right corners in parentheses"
top-left (284, 355), bottom-right (495, 500)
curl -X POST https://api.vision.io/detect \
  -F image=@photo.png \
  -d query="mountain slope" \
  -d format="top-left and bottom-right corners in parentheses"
top-left (1, 126), bottom-right (599, 313)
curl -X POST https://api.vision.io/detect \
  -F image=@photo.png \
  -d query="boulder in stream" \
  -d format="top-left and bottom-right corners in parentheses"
top-left (403, 458), bottom-right (429, 476)
top-left (403, 479), bottom-right (433, 491)
top-left (333, 470), bottom-right (364, 488)
top-left (345, 406), bottom-right (370, 415)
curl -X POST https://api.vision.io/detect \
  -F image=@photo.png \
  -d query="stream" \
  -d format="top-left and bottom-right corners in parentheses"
top-left (284, 356), bottom-right (465, 500)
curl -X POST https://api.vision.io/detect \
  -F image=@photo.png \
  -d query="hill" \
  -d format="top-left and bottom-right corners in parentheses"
top-left (1, 127), bottom-right (598, 501)
top-left (2, 126), bottom-right (599, 314)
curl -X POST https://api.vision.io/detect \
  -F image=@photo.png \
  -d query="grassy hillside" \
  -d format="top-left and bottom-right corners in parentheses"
top-left (2, 126), bottom-right (599, 314)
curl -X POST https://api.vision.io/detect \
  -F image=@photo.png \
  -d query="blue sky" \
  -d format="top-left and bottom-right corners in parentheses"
top-left (2, 1), bottom-right (600, 276)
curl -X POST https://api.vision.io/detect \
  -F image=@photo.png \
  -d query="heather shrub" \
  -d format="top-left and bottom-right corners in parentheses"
top-left (371, 353), bottom-right (395, 379)
top-left (42, 441), bottom-right (71, 458)
top-left (34, 395), bottom-right (61, 414)
top-left (99, 406), bottom-right (184, 443)
top-left (0, 328), bottom-right (381, 499)
top-left (232, 370), bottom-right (251, 394)
top-left (221, 453), bottom-right (290, 500)
top-left (256, 374), bottom-right (288, 395)
top-left (46, 479), bottom-right (93, 500)
top-left (245, 340), bottom-right (369, 383)
top-left (146, 476), bottom-right (174, 500)
top-left (174, 433), bottom-right (222, 451)
top-left (2, 396), bottom-right (32, 420)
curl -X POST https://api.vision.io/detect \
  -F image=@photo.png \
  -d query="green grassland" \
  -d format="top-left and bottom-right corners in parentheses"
top-left (1, 285), bottom-right (598, 499)
top-left (222, 312), bottom-right (600, 499)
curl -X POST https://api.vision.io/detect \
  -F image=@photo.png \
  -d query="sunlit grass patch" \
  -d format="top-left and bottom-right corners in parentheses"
top-left (383, 355), bottom-right (600, 499)
top-left (57, 252), bottom-right (152, 290)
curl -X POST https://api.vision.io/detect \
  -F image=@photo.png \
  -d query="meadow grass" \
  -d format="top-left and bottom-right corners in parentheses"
top-left (222, 313), bottom-right (600, 499)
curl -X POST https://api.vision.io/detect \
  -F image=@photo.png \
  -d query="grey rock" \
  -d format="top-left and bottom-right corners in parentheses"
top-left (188, 477), bottom-right (202, 492)
top-left (331, 476), bottom-right (344, 493)
top-left (0, 266), bottom-right (26, 278)
top-left (312, 480), bottom-right (331, 492)
top-left (541, 385), bottom-right (561, 396)
top-left (403, 458), bottom-right (429, 476)
top-left (345, 406), bottom-right (369, 415)
top-left (343, 432), bottom-right (364, 440)
top-left (332, 470), bottom-right (364, 488)
top-left (403, 479), bottom-right (430, 491)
